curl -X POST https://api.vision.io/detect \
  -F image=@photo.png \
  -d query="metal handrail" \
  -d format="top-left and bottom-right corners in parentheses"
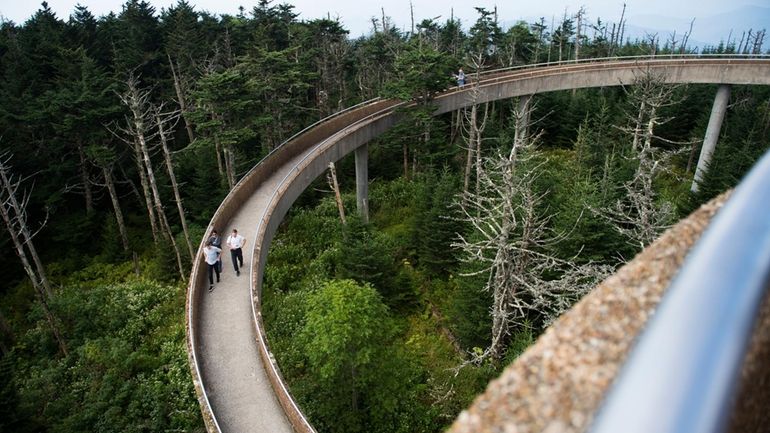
top-left (590, 149), bottom-right (770, 433)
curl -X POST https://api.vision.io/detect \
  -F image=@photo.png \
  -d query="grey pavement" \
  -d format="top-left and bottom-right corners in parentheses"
top-left (196, 152), bottom-right (308, 433)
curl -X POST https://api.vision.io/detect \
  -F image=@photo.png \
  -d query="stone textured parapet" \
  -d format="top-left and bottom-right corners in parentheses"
top-left (448, 192), bottom-right (733, 433)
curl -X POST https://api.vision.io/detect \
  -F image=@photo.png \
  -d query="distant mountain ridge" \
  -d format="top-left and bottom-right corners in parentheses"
top-left (626, 5), bottom-right (770, 49)
top-left (501, 5), bottom-right (769, 52)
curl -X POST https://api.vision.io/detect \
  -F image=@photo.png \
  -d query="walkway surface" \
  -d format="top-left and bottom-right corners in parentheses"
top-left (195, 151), bottom-right (309, 433)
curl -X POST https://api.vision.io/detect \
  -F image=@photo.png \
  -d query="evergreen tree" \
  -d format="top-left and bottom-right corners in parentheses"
top-left (467, 7), bottom-right (503, 68)
top-left (240, 47), bottom-right (317, 152)
top-left (298, 279), bottom-right (424, 433)
top-left (337, 216), bottom-right (406, 307)
top-left (112, 0), bottom-right (162, 80)
top-left (414, 170), bottom-right (463, 277)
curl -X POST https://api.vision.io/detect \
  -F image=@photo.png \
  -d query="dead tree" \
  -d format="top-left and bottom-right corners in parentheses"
top-left (76, 137), bottom-right (94, 215)
top-left (167, 52), bottom-right (196, 143)
top-left (154, 104), bottom-right (195, 262)
top-left (460, 54), bottom-right (491, 202)
top-left (597, 69), bottom-right (683, 249)
top-left (327, 162), bottom-right (346, 225)
top-left (453, 113), bottom-right (610, 364)
top-left (610, 3), bottom-right (627, 57)
top-left (574, 6), bottom-right (585, 61)
top-left (620, 68), bottom-right (689, 153)
top-left (114, 74), bottom-right (186, 279)
top-left (89, 143), bottom-right (131, 253)
top-left (0, 155), bottom-right (52, 299)
top-left (101, 162), bottom-right (131, 253)
top-left (110, 76), bottom-right (160, 243)
top-left (0, 154), bottom-right (68, 356)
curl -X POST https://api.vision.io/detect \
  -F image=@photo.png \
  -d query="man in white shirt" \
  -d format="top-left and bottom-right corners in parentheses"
top-left (203, 240), bottom-right (221, 292)
top-left (227, 228), bottom-right (247, 276)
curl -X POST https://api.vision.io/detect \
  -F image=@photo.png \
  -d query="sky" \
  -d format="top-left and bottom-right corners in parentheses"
top-left (0, 0), bottom-right (764, 37)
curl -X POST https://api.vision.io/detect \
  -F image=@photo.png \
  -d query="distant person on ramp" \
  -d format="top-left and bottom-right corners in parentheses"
top-left (203, 240), bottom-right (221, 292)
top-left (455, 68), bottom-right (466, 87)
top-left (227, 228), bottom-right (246, 276)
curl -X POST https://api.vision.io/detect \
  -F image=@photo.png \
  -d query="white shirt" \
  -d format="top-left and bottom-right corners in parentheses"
top-left (227, 233), bottom-right (246, 249)
top-left (204, 246), bottom-right (221, 265)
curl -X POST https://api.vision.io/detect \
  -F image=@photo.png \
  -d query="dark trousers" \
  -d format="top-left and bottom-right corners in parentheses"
top-left (207, 262), bottom-right (220, 285)
top-left (231, 248), bottom-right (243, 272)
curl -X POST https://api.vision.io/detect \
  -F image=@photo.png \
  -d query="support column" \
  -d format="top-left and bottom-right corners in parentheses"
top-left (355, 144), bottom-right (369, 222)
top-left (691, 84), bottom-right (731, 193)
top-left (514, 94), bottom-right (533, 147)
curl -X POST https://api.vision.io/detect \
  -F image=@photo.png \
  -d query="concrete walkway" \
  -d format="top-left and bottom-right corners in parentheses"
top-left (195, 151), bottom-right (308, 433)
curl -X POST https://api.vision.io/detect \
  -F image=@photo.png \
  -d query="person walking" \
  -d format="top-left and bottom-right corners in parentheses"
top-left (227, 228), bottom-right (246, 276)
top-left (203, 240), bottom-right (221, 292)
top-left (208, 229), bottom-right (223, 272)
top-left (455, 68), bottom-right (466, 87)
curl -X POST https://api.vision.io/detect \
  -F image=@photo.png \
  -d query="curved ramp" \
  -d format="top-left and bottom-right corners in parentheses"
top-left (186, 56), bottom-right (770, 433)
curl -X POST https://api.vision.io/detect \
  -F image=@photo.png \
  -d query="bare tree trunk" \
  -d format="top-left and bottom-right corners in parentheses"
top-left (167, 53), bottom-right (195, 143)
top-left (0, 159), bottom-right (53, 298)
top-left (327, 162), bottom-right (346, 224)
top-left (409, 1), bottom-right (415, 36)
top-left (686, 141), bottom-right (699, 174)
top-left (602, 68), bottom-right (682, 248)
top-left (632, 100), bottom-right (646, 151)
top-left (463, 104), bottom-right (478, 197)
top-left (575, 7), bottom-right (584, 61)
top-left (119, 75), bottom-right (185, 277)
top-left (76, 138), bottom-right (94, 215)
top-left (132, 137), bottom-right (160, 242)
top-left (137, 123), bottom-right (186, 279)
top-left (681, 19), bottom-right (695, 53)
top-left (102, 165), bottom-right (130, 252)
top-left (471, 103), bottom-right (480, 199)
top-left (558, 9), bottom-right (566, 62)
top-left (156, 110), bottom-right (195, 261)
top-left (644, 105), bottom-right (657, 150)
top-left (454, 135), bottom-right (607, 364)
top-left (0, 158), bottom-right (67, 356)
top-left (475, 103), bottom-right (490, 200)
top-left (157, 203), bottom-right (186, 279)
top-left (616, 4), bottom-right (627, 54)
top-left (224, 145), bottom-right (236, 189)
top-left (118, 162), bottom-right (144, 205)
top-left (213, 133), bottom-right (225, 181)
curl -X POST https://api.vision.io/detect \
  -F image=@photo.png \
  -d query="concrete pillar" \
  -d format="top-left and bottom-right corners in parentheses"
top-left (355, 144), bottom-right (369, 222)
top-left (691, 84), bottom-right (731, 193)
top-left (514, 95), bottom-right (533, 147)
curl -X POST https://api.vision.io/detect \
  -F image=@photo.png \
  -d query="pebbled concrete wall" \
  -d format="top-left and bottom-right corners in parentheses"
top-left (446, 192), bottom-right (732, 433)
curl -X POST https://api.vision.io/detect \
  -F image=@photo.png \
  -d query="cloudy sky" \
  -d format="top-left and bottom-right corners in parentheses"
top-left (0, 0), bottom-right (764, 37)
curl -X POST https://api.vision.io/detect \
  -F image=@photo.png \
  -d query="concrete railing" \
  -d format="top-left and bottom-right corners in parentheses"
top-left (187, 56), bottom-right (770, 433)
top-left (185, 97), bottom-right (399, 432)
top-left (248, 102), bottom-right (404, 432)
top-left (435, 57), bottom-right (770, 115)
top-left (591, 149), bottom-right (770, 433)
